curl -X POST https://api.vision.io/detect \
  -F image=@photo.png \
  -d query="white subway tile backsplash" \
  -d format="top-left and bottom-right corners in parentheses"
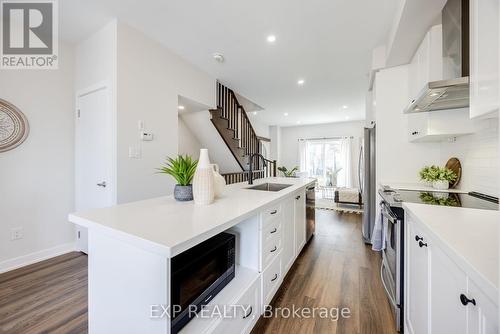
top-left (440, 118), bottom-right (499, 196)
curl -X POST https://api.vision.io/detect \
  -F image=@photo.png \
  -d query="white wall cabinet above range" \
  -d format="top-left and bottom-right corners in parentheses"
top-left (469, 0), bottom-right (500, 119)
top-left (407, 108), bottom-right (474, 142)
top-left (404, 204), bottom-right (499, 334)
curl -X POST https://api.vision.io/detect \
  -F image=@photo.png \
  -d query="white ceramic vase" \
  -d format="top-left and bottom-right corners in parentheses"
top-left (212, 164), bottom-right (226, 197)
top-left (193, 149), bottom-right (215, 205)
top-left (432, 180), bottom-right (449, 190)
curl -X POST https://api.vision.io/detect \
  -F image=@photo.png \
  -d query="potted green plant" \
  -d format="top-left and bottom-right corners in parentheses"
top-left (277, 166), bottom-right (299, 177)
top-left (157, 155), bottom-right (198, 201)
top-left (419, 165), bottom-right (458, 190)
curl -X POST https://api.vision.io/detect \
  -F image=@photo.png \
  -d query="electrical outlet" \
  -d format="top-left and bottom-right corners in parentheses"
top-left (11, 227), bottom-right (23, 241)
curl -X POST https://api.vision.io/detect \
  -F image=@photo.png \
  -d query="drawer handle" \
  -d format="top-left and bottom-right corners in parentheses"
top-left (460, 294), bottom-right (476, 306)
top-left (271, 274), bottom-right (278, 282)
top-left (242, 306), bottom-right (253, 319)
top-left (415, 235), bottom-right (424, 242)
top-left (418, 241), bottom-right (427, 248)
top-left (270, 228), bottom-right (277, 234)
top-left (270, 246), bottom-right (277, 253)
top-left (270, 210), bottom-right (277, 215)
top-left (296, 195), bottom-right (301, 200)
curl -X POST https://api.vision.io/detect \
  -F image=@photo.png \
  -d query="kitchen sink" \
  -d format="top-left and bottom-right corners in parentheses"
top-left (246, 183), bottom-right (292, 192)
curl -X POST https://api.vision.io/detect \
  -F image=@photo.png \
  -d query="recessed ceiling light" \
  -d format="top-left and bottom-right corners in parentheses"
top-left (212, 53), bottom-right (225, 63)
top-left (178, 105), bottom-right (185, 110)
top-left (342, 105), bottom-right (348, 109)
top-left (297, 79), bottom-right (305, 85)
top-left (284, 113), bottom-right (289, 116)
top-left (267, 35), bottom-right (276, 43)
top-left (430, 92), bottom-right (439, 97)
top-left (296, 121), bottom-right (301, 124)
top-left (252, 111), bottom-right (258, 115)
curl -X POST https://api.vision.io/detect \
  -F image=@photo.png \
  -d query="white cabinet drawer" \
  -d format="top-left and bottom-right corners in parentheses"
top-left (262, 252), bottom-right (282, 305)
top-left (214, 278), bottom-right (261, 334)
top-left (261, 232), bottom-right (281, 271)
top-left (260, 204), bottom-right (282, 228)
top-left (261, 219), bottom-right (281, 249)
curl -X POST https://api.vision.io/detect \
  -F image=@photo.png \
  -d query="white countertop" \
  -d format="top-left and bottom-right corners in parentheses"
top-left (69, 177), bottom-right (316, 257)
top-left (403, 202), bottom-right (499, 294)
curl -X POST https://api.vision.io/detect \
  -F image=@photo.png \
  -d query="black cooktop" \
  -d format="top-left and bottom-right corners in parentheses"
top-left (381, 189), bottom-right (499, 210)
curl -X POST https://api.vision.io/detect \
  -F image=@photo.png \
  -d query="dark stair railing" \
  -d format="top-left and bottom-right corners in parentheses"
top-left (210, 82), bottom-right (276, 184)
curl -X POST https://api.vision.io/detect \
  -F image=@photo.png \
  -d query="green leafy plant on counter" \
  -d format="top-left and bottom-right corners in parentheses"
top-left (157, 155), bottom-right (198, 186)
top-left (277, 166), bottom-right (299, 177)
top-left (419, 192), bottom-right (460, 207)
top-left (419, 165), bottom-right (457, 183)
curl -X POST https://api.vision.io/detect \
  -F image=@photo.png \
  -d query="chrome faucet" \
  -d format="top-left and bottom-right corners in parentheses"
top-left (248, 153), bottom-right (268, 185)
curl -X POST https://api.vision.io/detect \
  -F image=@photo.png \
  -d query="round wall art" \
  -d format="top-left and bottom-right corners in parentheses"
top-left (0, 98), bottom-right (29, 152)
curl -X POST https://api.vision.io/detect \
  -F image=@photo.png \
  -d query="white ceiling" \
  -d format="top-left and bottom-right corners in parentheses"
top-left (60, 0), bottom-right (399, 126)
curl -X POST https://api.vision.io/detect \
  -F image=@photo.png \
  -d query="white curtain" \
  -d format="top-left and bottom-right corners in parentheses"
top-left (298, 140), bottom-right (307, 173)
top-left (338, 137), bottom-right (353, 187)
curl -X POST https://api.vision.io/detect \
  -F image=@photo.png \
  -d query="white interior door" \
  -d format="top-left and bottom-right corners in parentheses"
top-left (75, 86), bottom-right (114, 253)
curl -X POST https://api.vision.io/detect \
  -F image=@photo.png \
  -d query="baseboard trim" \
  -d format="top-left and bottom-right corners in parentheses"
top-left (0, 242), bottom-right (76, 274)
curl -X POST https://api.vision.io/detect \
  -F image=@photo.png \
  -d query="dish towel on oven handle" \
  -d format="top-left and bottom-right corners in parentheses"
top-left (371, 205), bottom-right (386, 251)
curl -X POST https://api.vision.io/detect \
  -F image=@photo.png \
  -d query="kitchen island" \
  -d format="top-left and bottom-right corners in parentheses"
top-left (69, 177), bottom-right (316, 334)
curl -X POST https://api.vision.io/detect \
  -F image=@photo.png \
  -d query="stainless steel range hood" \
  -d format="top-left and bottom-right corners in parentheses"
top-left (404, 0), bottom-right (469, 114)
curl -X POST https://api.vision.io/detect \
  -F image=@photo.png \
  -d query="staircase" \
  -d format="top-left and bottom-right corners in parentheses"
top-left (210, 82), bottom-right (276, 184)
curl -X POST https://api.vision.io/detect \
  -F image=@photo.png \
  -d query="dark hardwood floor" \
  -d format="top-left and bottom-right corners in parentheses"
top-left (251, 210), bottom-right (397, 334)
top-left (0, 210), bottom-right (395, 334)
top-left (0, 252), bottom-right (87, 334)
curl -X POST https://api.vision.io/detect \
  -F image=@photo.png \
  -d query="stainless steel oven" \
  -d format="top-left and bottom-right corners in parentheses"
top-left (380, 201), bottom-right (403, 331)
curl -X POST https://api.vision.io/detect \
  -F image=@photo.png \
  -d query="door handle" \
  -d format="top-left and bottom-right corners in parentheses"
top-left (418, 241), bottom-right (427, 248)
top-left (270, 210), bottom-right (277, 215)
top-left (270, 246), bottom-right (277, 253)
top-left (415, 235), bottom-right (424, 242)
top-left (97, 181), bottom-right (107, 188)
top-left (296, 195), bottom-right (301, 200)
top-left (271, 274), bottom-right (278, 282)
top-left (460, 294), bottom-right (476, 306)
top-left (270, 228), bottom-right (277, 234)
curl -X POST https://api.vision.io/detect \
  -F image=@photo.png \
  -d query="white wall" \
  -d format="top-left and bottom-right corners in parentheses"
top-left (249, 118), bottom-right (270, 138)
top-left (0, 44), bottom-right (76, 270)
top-left (116, 22), bottom-right (215, 203)
top-left (375, 65), bottom-right (441, 186)
top-left (439, 119), bottom-right (499, 196)
top-left (279, 121), bottom-right (365, 171)
top-left (178, 117), bottom-right (202, 157)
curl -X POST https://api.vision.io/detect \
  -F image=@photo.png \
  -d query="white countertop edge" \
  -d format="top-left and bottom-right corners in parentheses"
top-left (69, 178), bottom-right (316, 258)
top-left (403, 203), bottom-right (499, 300)
top-left (381, 182), bottom-right (468, 193)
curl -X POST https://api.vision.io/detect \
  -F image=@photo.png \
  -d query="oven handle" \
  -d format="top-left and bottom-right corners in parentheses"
top-left (380, 258), bottom-right (398, 309)
top-left (381, 203), bottom-right (398, 224)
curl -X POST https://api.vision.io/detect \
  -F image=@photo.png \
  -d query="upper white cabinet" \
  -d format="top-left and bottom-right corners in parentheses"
top-left (469, 0), bottom-right (500, 118)
top-left (407, 108), bottom-right (473, 142)
top-left (408, 25), bottom-right (443, 104)
top-left (405, 213), bottom-right (499, 334)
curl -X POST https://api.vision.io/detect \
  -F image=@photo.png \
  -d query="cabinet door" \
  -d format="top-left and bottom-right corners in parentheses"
top-left (281, 197), bottom-right (295, 274)
top-left (430, 245), bottom-right (467, 334)
top-left (405, 219), bottom-right (430, 334)
top-left (294, 191), bottom-right (306, 255)
top-left (470, 0), bottom-right (500, 118)
top-left (467, 280), bottom-right (499, 334)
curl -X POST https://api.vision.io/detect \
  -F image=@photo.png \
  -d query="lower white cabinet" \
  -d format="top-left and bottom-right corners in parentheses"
top-left (294, 190), bottom-right (306, 254)
top-left (262, 251), bottom-right (282, 305)
top-left (281, 197), bottom-right (295, 273)
top-left (405, 213), bottom-right (499, 334)
top-left (215, 277), bottom-right (261, 334)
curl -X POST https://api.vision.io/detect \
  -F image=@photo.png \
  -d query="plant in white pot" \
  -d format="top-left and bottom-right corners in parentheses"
top-left (419, 165), bottom-right (458, 190)
top-left (157, 155), bottom-right (198, 201)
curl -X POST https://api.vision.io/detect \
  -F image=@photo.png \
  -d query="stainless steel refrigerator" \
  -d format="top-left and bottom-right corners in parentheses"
top-left (360, 125), bottom-right (376, 243)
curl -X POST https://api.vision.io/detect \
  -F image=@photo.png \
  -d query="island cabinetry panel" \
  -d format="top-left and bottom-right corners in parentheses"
top-left (404, 212), bottom-right (498, 334)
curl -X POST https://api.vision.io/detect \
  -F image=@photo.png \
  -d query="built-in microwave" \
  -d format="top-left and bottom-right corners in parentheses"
top-left (170, 232), bottom-right (235, 334)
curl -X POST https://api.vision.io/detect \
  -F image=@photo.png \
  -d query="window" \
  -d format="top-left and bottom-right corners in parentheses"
top-left (300, 137), bottom-right (353, 188)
